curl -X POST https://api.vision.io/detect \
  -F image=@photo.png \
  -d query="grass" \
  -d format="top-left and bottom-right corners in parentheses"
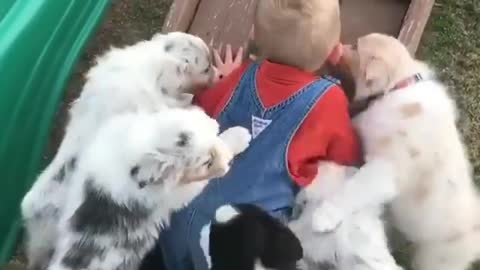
top-left (418, 0), bottom-right (480, 185)
top-left (396, 1), bottom-right (480, 269)
top-left (341, 5), bottom-right (479, 265)
top-left (4, 0), bottom-right (480, 269)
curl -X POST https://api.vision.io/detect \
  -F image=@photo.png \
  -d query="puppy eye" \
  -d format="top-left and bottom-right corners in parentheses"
top-left (203, 153), bottom-right (214, 168)
top-left (202, 66), bottom-right (210, 74)
top-left (203, 158), bottom-right (213, 168)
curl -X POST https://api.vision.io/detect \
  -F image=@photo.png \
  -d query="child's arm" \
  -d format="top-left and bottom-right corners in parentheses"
top-left (324, 88), bottom-right (362, 167)
top-left (288, 86), bottom-right (362, 186)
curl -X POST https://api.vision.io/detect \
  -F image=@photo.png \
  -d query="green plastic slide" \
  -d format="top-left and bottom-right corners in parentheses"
top-left (0, 0), bottom-right (111, 265)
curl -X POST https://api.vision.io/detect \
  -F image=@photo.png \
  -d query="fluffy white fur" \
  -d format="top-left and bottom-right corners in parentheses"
top-left (313, 33), bottom-right (480, 270)
top-left (21, 31), bottom-right (217, 270)
top-left (289, 162), bottom-right (401, 270)
top-left (46, 108), bottom-right (250, 270)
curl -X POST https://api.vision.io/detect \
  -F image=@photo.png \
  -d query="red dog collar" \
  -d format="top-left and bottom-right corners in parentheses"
top-left (391, 73), bottom-right (425, 91)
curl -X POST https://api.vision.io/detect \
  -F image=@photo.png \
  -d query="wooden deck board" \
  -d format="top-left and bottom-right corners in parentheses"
top-left (163, 0), bottom-right (434, 54)
top-left (162, 0), bottom-right (200, 33)
top-left (341, 0), bottom-right (409, 44)
top-left (189, 0), bottom-right (256, 50)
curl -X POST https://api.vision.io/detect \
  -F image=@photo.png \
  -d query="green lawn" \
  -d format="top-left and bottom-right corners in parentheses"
top-left (418, 0), bottom-right (480, 185)
top-left (402, 1), bottom-right (480, 269)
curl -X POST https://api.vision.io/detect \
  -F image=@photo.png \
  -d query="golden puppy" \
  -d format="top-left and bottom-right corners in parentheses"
top-left (313, 33), bottom-right (480, 270)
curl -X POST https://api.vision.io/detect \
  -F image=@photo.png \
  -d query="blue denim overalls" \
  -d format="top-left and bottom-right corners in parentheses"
top-left (157, 63), bottom-right (336, 270)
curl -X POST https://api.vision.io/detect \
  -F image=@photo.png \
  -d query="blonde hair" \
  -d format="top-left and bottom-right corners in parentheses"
top-left (254, 0), bottom-right (341, 72)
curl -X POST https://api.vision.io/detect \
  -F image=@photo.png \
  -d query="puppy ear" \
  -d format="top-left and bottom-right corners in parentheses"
top-left (131, 156), bottom-right (179, 188)
top-left (363, 57), bottom-right (390, 92)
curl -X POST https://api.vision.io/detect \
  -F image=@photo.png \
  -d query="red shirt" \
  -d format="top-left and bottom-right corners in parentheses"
top-left (194, 61), bottom-right (361, 186)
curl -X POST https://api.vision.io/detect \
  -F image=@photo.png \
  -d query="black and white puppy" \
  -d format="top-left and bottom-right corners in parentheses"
top-left (45, 109), bottom-right (250, 270)
top-left (200, 204), bottom-right (303, 270)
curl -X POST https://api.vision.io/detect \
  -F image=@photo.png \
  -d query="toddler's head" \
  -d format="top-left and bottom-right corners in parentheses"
top-left (254, 0), bottom-right (342, 72)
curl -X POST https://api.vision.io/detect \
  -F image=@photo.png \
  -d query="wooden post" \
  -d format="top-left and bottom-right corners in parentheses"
top-left (398, 0), bottom-right (436, 55)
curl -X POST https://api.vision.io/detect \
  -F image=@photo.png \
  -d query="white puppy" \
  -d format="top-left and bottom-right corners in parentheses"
top-left (45, 108), bottom-right (250, 270)
top-left (313, 33), bottom-right (480, 270)
top-left (289, 162), bottom-right (401, 270)
top-left (21, 32), bottom-right (217, 270)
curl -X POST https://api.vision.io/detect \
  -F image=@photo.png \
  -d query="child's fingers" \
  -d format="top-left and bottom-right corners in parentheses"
top-left (234, 47), bottom-right (244, 65)
top-left (213, 48), bottom-right (223, 67)
top-left (211, 66), bottom-right (221, 83)
top-left (225, 44), bottom-right (233, 64)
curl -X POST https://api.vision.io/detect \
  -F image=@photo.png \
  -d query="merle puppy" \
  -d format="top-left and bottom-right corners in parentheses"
top-left (45, 108), bottom-right (251, 270)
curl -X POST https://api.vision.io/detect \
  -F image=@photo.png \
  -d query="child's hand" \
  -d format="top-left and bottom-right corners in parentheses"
top-left (213, 44), bottom-right (244, 81)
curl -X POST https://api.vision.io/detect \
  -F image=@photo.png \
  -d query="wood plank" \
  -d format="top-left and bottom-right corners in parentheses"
top-left (164, 0), bottom-right (432, 56)
top-left (188, 0), bottom-right (257, 51)
top-left (340, 0), bottom-right (409, 44)
top-left (398, 0), bottom-right (435, 55)
top-left (162, 0), bottom-right (200, 33)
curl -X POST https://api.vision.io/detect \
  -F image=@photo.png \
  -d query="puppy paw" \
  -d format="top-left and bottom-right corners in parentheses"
top-left (219, 127), bottom-right (251, 155)
top-left (312, 201), bottom-right (344, 233)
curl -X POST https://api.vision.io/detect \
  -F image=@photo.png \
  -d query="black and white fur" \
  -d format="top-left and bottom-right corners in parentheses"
top-left (200, 204), bottom-right (303, 270)
top-left (21, 32), bottom-right (217, 270)
top-left (46, 108), bottom-right (250, 270)
top-left (289, 162), bottom-right (402, 270)
top-left (198, 164), bottom-right (401, 270)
